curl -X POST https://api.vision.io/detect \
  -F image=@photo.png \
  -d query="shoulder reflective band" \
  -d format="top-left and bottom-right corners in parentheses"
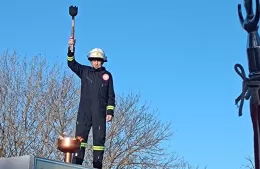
top-left (106, 105), bottom-right (114, 110)
top-left (93, 146), bottom-right (104, 151)
top-left (67, 56), bottom-right (74, 61)
top-left (80, 142), bottom-right (87, 148)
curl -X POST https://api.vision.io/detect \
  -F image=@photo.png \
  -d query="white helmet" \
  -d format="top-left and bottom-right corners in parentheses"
top-left (87, 48), bottom-right (107, 62)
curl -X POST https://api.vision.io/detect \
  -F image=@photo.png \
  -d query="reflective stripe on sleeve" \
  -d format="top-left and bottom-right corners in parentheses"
top-left (67, 56), bottom-right (74, 61)
top-left (106, 105), bottom-right (114, 110)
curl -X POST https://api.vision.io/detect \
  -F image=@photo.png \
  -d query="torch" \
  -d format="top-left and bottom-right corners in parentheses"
top-left (69, 5), bottom-right (78, 53)
top-left (235, 0), bottom-right (260, 169)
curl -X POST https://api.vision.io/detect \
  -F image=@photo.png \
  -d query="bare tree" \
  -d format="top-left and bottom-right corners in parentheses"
top-left (241, 156), bottom-right (255, 169)
top-left (0, 50), bottom-right (80, 160)
top-left (0, 50), bottom-right (204, 168)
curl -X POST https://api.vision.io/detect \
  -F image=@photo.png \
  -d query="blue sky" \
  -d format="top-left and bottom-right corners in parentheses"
top-left (0, 0), bottom-right (256, 168)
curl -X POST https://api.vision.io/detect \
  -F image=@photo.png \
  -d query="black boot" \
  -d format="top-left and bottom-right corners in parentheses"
top-left (72, 147), bottom-right (85, 165)
top-left (93, 161), bottom-right (102, 169)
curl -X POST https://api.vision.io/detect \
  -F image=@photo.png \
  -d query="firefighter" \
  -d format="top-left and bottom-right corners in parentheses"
top-left (67, 37), bottom-right (115, 169)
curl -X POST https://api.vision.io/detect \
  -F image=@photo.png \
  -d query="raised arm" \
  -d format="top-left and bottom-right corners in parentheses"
top-left (67, 45), bottom-right (84, 79)
top-left (106, 73), bottom-right (116, 116)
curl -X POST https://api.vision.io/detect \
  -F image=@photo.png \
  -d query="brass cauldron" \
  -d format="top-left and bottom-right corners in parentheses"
top-left (57, 136), bottom-right (83, 163)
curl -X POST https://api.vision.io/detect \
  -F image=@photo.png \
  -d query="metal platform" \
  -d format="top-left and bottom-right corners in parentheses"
top-left (0, 155), bottom-right (94, 169)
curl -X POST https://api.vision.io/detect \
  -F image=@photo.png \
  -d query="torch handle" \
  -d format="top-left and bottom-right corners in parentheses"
top-left (70, 16), bottom-right (75, 53)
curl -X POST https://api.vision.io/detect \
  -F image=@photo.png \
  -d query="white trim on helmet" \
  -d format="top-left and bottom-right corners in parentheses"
top-left (87, 48), bottom-right (107, 62)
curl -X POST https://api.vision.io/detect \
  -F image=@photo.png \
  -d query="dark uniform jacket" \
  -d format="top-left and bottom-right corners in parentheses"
top-left (67, 54), bottom-right (116, 117)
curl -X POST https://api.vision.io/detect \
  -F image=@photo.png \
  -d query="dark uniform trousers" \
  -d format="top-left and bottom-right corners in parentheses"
top-left (67, 50), bottom-right (115, 169)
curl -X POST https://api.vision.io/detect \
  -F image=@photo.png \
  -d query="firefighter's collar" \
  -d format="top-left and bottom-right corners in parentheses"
top-left (90, 66), bottom-right (106, 72)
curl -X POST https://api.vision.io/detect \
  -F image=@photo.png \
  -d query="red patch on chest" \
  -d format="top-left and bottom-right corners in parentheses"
top-left (102, 74), bottom-right (109, 81)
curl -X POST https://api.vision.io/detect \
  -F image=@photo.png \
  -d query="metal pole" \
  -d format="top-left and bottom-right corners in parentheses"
top-left (235, 0), bottom-right (260, 169)
top-left (69, 6), bottom-right (78, 53)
